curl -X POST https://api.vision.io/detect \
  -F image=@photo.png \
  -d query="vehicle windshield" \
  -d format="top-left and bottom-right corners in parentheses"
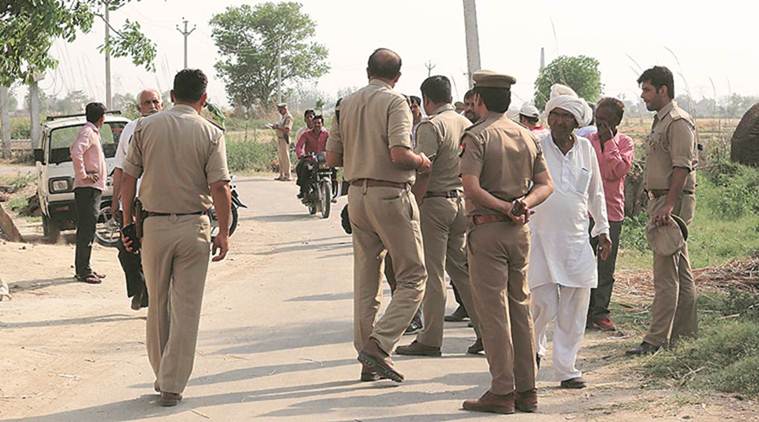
top-left (48, 121), bottom-right (125, 164)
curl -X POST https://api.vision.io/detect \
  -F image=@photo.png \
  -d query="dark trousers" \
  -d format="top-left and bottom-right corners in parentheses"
top-left (74, 187), bottom-right (102, 277)
top-left (451, 282), bottom-right (466, 310)
top-left (589, 220), bottom-right (624, 319)
top-left (116, 239), bottom-right (148, 304)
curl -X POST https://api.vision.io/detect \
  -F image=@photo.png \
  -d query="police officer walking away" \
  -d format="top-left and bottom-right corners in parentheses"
top-left (459, 71), bottom-right (553, 414)
top-left (326, 48), bottom-right (431, 383)
top-left (121, 69), bottom-right (231, 406)
top-left (627, 66), bottom-right (698, 355)
top-left (396, 75), bottom-right (483, 357)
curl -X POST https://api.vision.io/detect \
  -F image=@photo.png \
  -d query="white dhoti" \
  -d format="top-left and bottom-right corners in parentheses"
top-left (531, 283), bottom-right (590, 380)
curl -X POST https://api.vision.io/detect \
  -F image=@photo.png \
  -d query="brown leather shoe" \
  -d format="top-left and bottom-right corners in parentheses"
top-left (357, 338), bottom-right (404, 383)
top-left (463, 391), bottom-right (515, 414)
top-left (158, 392), bottom-right (182, 407)
top-left (396, 340), bottom-right (441, 357)
top-left (515, 388), bottom-right (538, 412)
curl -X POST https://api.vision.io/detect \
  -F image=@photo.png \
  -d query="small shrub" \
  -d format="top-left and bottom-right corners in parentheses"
top-left (620, 212), bottom-right (649, 252)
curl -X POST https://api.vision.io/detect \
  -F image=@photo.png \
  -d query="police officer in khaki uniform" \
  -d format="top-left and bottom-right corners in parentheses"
top-left (395, 75), bottom-right (482, 357)
top-left (272, 103), bottom-right (293, 181)
top-left (326, 48), bottom-right (431, 383)
top-left (121, 69), bottom-right (231, 407)
top-left (460, 70), bottom-right (554, 415)
top-left (628, 66), bottom-right (697, 355)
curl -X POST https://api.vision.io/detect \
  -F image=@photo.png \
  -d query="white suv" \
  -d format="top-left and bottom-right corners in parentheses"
top-left (33, 112), bottom-right (129, 241)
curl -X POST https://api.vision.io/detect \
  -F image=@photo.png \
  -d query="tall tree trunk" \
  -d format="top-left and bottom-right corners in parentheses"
top-left (0, 86), bottom-right (11, 159)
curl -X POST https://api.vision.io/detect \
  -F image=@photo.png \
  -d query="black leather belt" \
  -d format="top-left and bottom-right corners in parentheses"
top-left (146, 211), bottom-right (206, 218)
top-left (648, 189), bottom-right (695, 199)
top-left (425, 190), bottom-right (462, 199)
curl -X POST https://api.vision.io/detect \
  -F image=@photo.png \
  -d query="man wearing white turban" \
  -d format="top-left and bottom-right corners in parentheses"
top-left (529, 84), bottom-right (612, 389)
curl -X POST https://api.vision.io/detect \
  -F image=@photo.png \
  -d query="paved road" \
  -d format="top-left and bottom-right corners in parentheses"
top-left (0, 176), bottom-right (635, 421)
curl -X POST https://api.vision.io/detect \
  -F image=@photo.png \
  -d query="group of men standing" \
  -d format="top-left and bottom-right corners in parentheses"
top-left (327, 48), bottom-right (698, 415)
top-left (67, 45), bottom-right (697, 413)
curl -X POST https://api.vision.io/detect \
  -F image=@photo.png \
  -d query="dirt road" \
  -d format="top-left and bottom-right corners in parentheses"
top-left (1, 176), bottom-right (756, 421)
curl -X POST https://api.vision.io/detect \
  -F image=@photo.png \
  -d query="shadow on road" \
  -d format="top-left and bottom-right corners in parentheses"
top-left (0, 313), bottom-right (144, 329)
top-left (244, 213), bottom-right (317, 223)
top-left (205, 320), bottom-right (354, 356)
top-left (7, 277), bottom-right (78, 293)
top-left (286, 291), bottom-right (353, 302)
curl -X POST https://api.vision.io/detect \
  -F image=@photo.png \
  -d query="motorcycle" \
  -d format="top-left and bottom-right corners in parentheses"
top-left (298, 153), bottom-right (336, 219)
top-left (95, 176), bottom-right (246, 247)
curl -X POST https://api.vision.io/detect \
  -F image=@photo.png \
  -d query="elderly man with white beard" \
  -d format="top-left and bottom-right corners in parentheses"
top-left (528, 84), bottom-right (612, 389)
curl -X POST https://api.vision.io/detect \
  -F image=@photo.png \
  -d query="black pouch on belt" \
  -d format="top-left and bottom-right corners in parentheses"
top-left (134, 198), bottom-right (146, 240)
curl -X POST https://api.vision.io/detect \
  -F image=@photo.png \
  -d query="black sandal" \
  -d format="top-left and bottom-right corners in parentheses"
top-left (560, 377), bottom-right (587, 389)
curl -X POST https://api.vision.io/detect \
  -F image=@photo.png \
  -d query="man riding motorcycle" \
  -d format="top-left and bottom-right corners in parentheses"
top-left (295, 115), bottom-right (330, 198)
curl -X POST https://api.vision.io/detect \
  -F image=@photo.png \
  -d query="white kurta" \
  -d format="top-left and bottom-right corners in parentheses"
top-left (528, 133), bottom-right (610, 290)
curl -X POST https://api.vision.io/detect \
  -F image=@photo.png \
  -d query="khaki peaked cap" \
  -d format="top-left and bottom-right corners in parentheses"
top-left (472, 70), bottom-right (517, 88)
top-left (646, 214), bottom-right (689, 256)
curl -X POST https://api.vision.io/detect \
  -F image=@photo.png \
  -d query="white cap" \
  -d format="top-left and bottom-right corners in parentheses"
top-left (519, 103), bottom-right (540, 119)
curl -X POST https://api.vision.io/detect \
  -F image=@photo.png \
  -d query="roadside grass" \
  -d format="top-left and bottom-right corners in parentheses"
top-left (617, 160), bottom-right (759, 271)
top-left (0, 172), bottom-right (35, 193)
top-left (641, 288), bottom-right (759, 397)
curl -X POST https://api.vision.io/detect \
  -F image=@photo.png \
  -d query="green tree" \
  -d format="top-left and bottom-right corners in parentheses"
top-left (0, 0), bottom-right (156, 86)
top-left (210, 2), bottom-right (330, 109)
top-left (534, 55), bottom-right (602, 110)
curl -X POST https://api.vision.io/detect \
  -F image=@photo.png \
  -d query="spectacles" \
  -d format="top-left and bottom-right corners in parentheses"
top-left (142, 100), bottom-right (161, 105)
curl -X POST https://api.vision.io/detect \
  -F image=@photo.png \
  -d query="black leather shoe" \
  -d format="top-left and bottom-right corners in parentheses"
top-left (626, 341), bottom-right (660, 356)
top-left (467, 338), bottom-right (484, 355)
top-left (560, 377), bottom-right (587, 389)
top-left (396, 340), bottom-right (441, 357)
top-left (404, 318), bottom-right (423, 335)
top-left (445, 306), bottom-right (469, 322)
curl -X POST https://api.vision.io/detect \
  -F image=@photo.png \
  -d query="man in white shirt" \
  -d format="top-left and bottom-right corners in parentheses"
top-left (111, 88), bottom-right (163, 310)
top-left (528, 85), bottom-right (611, 389)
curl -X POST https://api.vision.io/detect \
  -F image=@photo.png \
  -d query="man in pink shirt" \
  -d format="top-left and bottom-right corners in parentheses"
top-left (70, 102), bottom-right (108, 284)
top-left (295, 115), bottom-right (329, 198)
top-left (587, 97), bottom-right (634, 331)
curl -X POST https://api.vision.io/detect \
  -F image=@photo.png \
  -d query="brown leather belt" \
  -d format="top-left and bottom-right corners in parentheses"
top-left (350, 179), bottom-right (408, 189)
top-left (146, 210), bottom-right (205, 218)
top-left (471, 214), bottom-right (510, 225)
top-left (648, 189), bottom-right (695, 199)
top-left (425, 190), bottom-right (461, 199)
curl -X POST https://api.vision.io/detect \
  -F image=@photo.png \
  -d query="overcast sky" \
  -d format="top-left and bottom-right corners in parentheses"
top-left (28, 0), bottom-right (759, 110)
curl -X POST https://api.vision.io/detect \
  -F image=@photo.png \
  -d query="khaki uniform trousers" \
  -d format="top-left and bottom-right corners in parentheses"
top-left (141, 214), bottom-right (211, 394)
top-left (417, 196), bottom-right (480, 348)
top-left (468, 221), bottom-right (536, 395)
top-left (348, 183), bottom-right (427, 355)
top-left (644, 194), bottom-right (697, 347)
top-left (277, 137), bottom-right (291, 179)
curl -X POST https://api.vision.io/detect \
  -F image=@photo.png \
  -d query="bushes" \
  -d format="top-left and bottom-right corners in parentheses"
top-left (226, 137), bottom-right (278, 173)
top-left (620, 212), bottom-right (649, 252)
top-left (703, 159), bottom-right (759, 219)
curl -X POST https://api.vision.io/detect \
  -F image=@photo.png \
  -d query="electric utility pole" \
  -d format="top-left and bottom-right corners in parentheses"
top-left (462, 0), bottom-right (481, 88)
top-left (176, 18), bottom-right (197, 69)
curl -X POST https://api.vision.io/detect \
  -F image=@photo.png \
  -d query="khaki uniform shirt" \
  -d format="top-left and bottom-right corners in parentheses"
top-left (123, 105), bottom-right (231, 213)
top-left (459, 112), bottom-right (548, 216)
top-left (645, 101), bottom-right (697, 192)
top-left (414, 104), bottom-right (471, 193)
top-left (276, 113), bottom-right (293, 141)
top-left (326, 79), bottom-right (414, 184)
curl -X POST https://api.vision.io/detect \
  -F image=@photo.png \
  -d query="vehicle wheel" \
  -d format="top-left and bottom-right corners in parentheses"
top-left (95, 206), bottom-right (121, 247)
top-left (42, 215), bottom-right (60, 243)
top-left (320, 181), bottom-right (331, 219)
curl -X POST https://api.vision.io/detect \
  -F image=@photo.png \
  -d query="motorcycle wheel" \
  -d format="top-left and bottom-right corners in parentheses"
top-left (95, 206), bottom-right (121, 247)
top-left (320, 180), bottom-right (331, 219)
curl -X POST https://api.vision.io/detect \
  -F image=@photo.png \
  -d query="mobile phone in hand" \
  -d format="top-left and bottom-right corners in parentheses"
top-left (510, 199), bottom-right (525, 216)
top-left (121, 223), bottom-right (141, 252)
